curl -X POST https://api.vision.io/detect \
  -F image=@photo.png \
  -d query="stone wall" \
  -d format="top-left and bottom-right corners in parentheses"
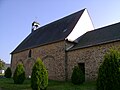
top-left (67, 41), bottom-right (120, 81)
top-left (11, 40), bottom-right (120, 81)
top-left (11, 41), bottom-right (66, 81)
top-left (11, 50), bottom-right (29, 74)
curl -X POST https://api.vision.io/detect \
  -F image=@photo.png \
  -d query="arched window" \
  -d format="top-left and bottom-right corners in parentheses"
top-left (28, 50), bottom-right (32, 58)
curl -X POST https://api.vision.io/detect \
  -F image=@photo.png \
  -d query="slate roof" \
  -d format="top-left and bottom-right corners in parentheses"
top-left (12, 9), bottom-right (85, 54)
top-left (70, 22), bottom-right (120, 51)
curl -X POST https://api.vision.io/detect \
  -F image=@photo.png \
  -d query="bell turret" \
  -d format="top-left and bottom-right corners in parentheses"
top-left (31, 21), bottom-right (40, 32)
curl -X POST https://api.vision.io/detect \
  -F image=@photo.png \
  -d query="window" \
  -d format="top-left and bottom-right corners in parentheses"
top-left (28, 50), bottom-right (32, 58)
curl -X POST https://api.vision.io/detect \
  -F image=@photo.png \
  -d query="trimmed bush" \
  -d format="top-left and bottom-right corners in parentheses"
top-left (13, 63), bottom-right (25, 84)
top-left (71, 66), bottom-right (85, 85)
top-left (31, 58), bottom-right (48, 90)
top-left (4, 67), bottom-right (12, 78)
top-left (97, 49), bottom-right (120, 90)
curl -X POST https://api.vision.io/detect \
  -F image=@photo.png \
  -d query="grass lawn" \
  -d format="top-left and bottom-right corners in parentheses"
top-left (0, 78), bottom-right (96, 90)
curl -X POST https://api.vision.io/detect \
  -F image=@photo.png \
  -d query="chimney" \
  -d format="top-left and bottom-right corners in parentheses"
top-left (31, 21), bottom-right (40, 32)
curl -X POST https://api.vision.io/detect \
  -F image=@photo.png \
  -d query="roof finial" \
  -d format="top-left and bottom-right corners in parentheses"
top-left (31, 17), bottom-right (40, 32)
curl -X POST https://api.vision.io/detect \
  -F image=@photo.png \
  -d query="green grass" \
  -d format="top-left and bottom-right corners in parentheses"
top-left (0, 78), bottom-right (31, 90)
top-left (0, 78), bottom-right (96, 90)
top-left (48, 80), bottom-right (96, 90)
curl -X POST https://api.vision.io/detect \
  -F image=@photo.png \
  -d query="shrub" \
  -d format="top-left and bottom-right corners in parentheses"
top-left (97, 49), bottom-right (120, 90)
top-left (31, 58), bottom-right (48, 90)
top-left (71, 66), bottom-right (85, 85)
top-left (4, 67), bottom-right (12, 78)
top-left (13, 63), bottom-right (25, 84)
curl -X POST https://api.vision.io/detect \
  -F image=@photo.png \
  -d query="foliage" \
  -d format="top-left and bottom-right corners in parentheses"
top-left (0, 59), bottom-right (5, 70)
top-left (31, 58), bottom-right (48, 90)
top-left (4, 67), bottom-right (12, 78)
top-left (71, 66), bottom-right (85, 85)
top-left (97, 49), bottom-right (120, 90)
top-left (13, 63), bottom-right (26, 84)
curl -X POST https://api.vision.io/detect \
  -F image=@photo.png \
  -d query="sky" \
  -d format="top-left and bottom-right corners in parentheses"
top-left (0, 0), bottom-right (120, 64)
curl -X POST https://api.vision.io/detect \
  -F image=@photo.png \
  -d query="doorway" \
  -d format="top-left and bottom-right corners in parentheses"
top-left (78, 63), bottom-right (85, 74)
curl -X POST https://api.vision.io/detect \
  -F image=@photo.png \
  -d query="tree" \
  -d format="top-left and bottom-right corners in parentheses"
top-left (71, 66), bottom-right (85, 85)
top-left (13, 63), bottom-right (26, 84)
top-left (31, 58), bottom-right (48, 90)
top-left (4, 67), bottom-right (12, 78)
top-left (0, 59), bottom-right (5, 70)
top-left (97, 49), bottom-right (120, 90)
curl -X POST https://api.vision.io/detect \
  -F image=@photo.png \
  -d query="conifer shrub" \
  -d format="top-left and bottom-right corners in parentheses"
top-left (4, 67), bottom-right (12, 78)
top-left (97, 49), bottom-right (120, 90)
top-left (31, 58), bottom-right (48, 90)
top-left (71, 66), bottom-right (85, 85)
top-left (13, 63), bottom-right (25, 84)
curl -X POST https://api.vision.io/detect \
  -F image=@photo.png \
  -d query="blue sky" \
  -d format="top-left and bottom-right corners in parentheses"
top-left (0, 0), bottom-right (120, 63)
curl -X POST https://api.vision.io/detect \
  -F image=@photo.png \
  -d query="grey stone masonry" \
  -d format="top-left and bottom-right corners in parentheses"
top-left (11, 41), bottom-right (66, 81)
top-left (67, 41), bottom-right (120, 81)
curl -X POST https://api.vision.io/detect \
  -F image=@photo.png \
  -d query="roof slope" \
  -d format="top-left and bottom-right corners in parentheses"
top-left (12, 9), bottom-right (85, 53)
top-left (70, 22), bottom-right (120, 50)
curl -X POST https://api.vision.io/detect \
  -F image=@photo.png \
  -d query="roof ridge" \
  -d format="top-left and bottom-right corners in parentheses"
top-left (94, 22), bottom-right (120, 32)
top-left (33, 8), bottom-right (86, 32)
top-left (82, 22), bottom-right (120, 35)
